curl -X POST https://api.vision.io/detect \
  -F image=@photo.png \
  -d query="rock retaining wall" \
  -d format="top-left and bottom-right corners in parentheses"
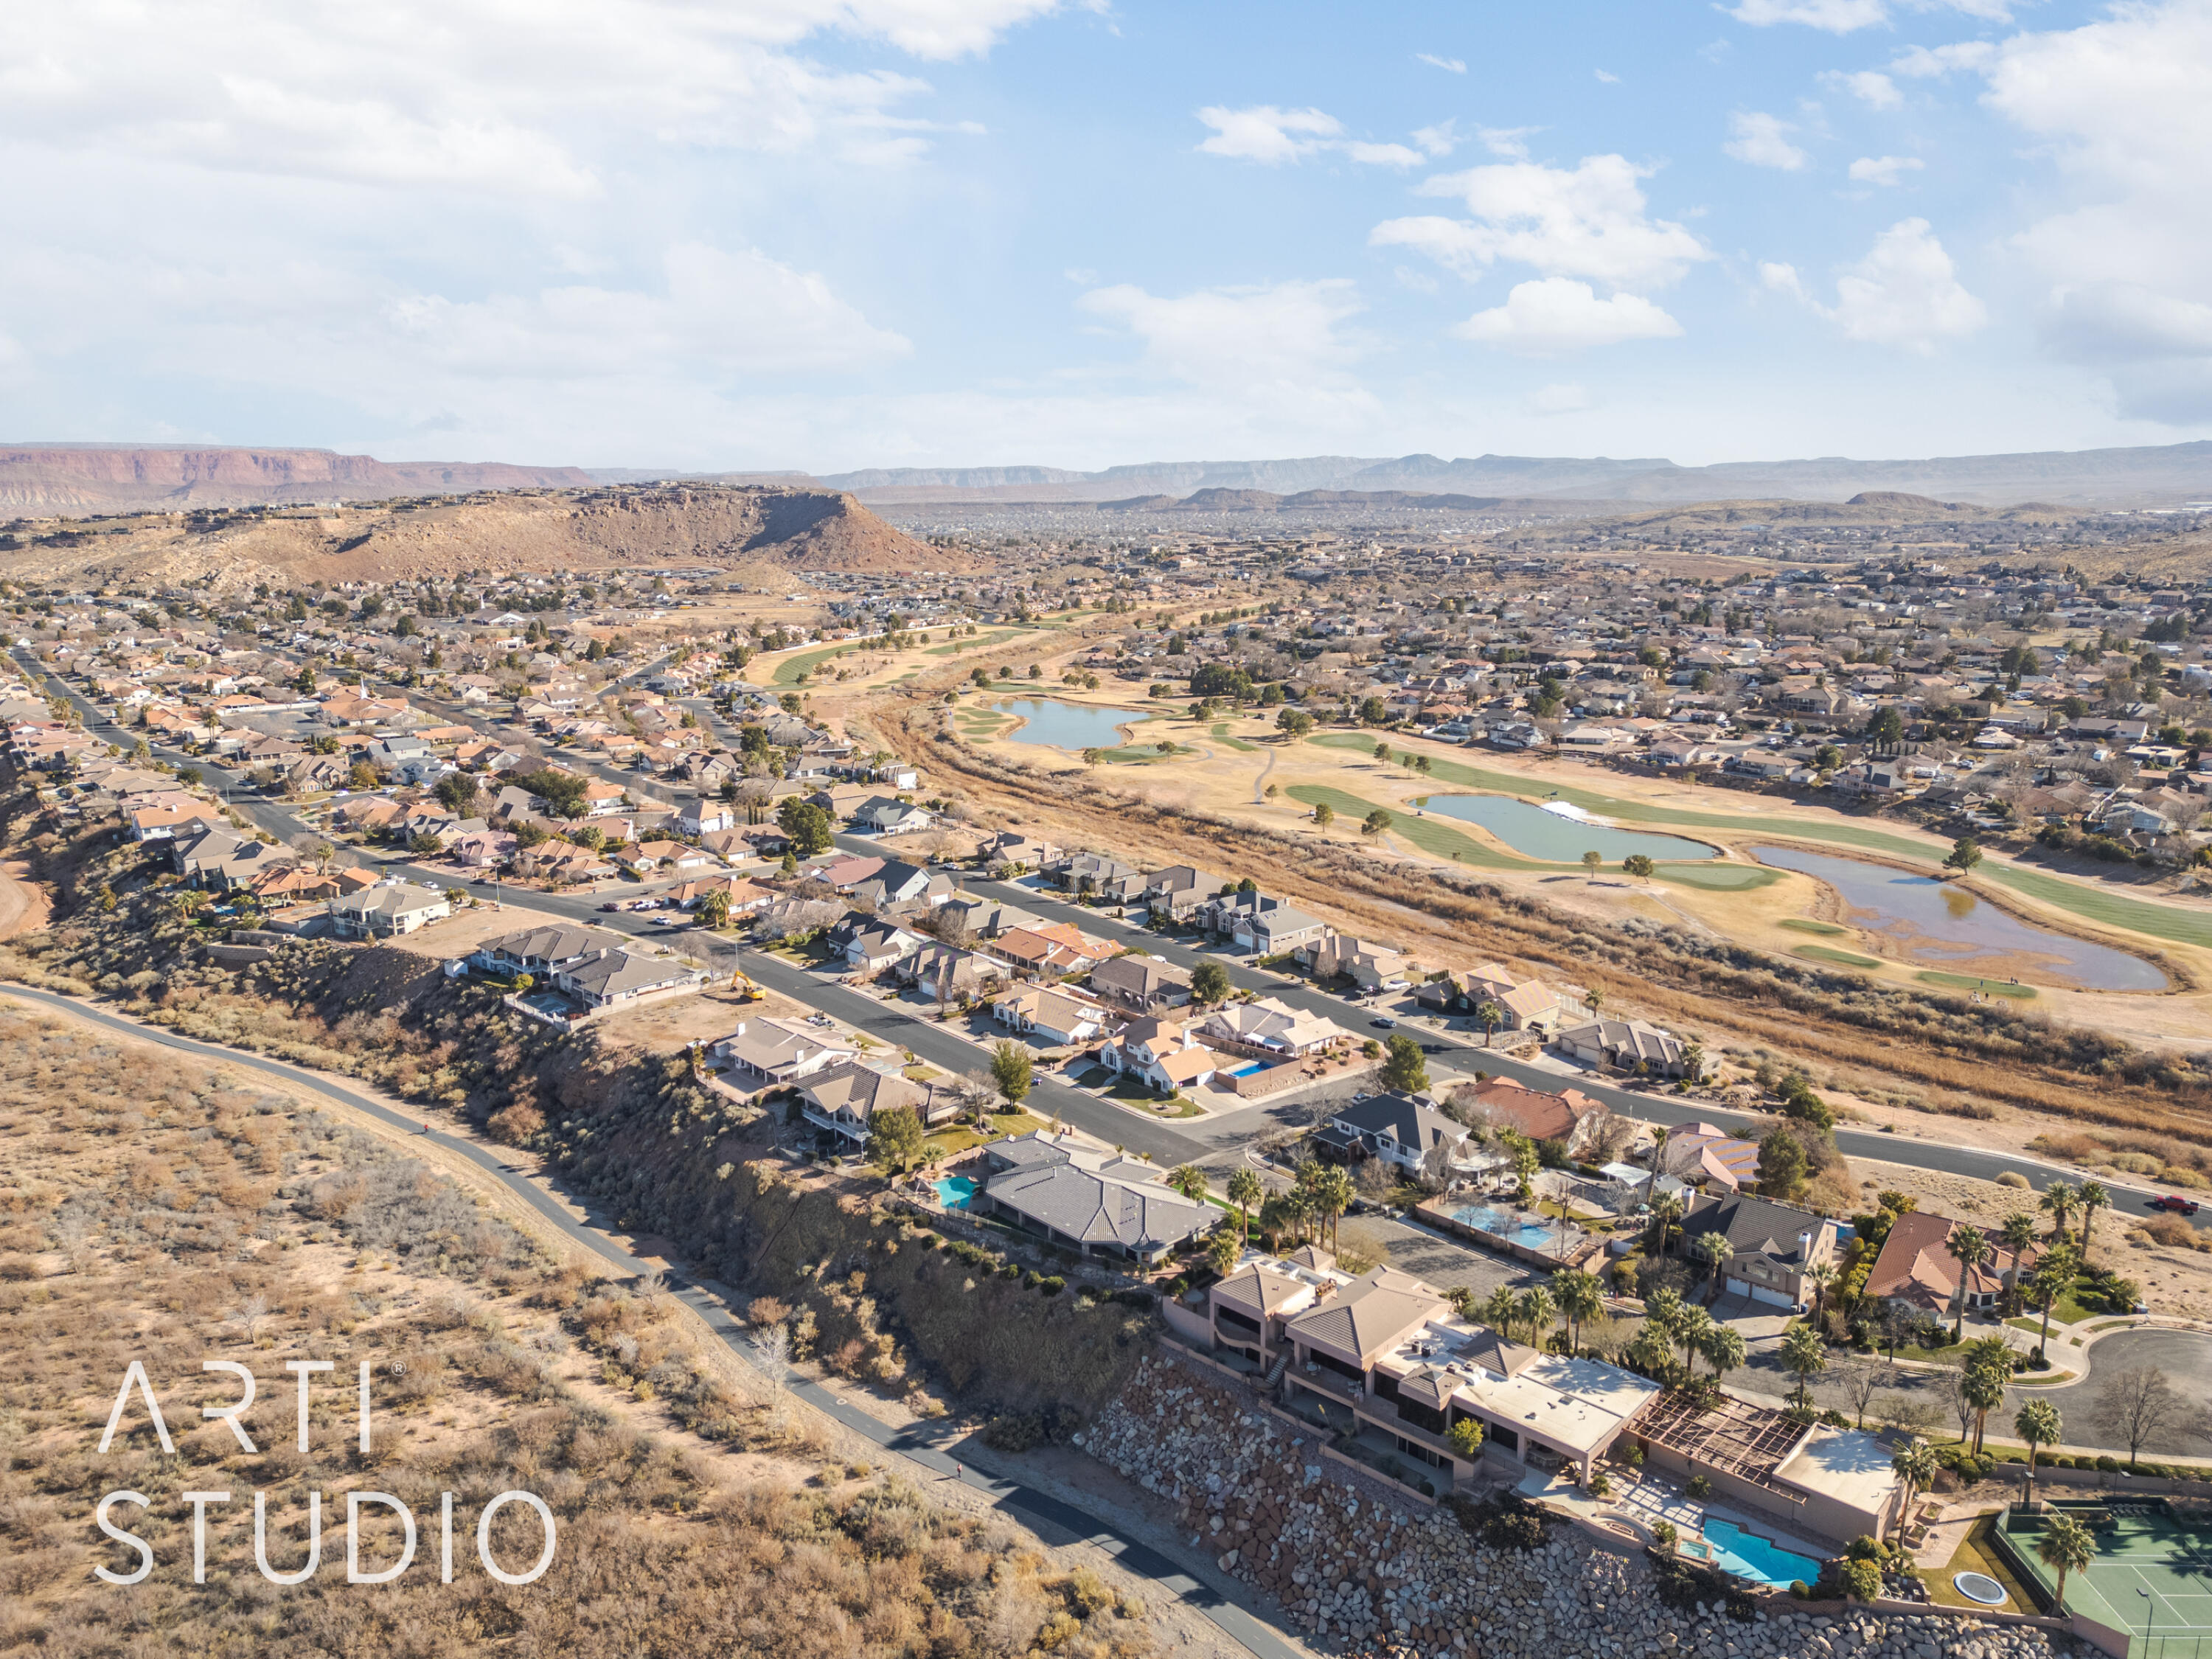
top-left (1077, 1353), bottom-right (2072, 1659)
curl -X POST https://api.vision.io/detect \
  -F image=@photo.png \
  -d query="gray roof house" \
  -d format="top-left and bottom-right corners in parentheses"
top-left (1088, 953), bottom-right (1194, 1013)
top-left (797, 1060), bottom-right (959, 1146)
top-left (1675, 1191), bottom-right (1838, 1311)
top-left (467, 925), bottom-right (606, 978)
top-left (327, 881), bottom-right (451, 939)
top-left (552, 947), bottom-right (709, 1012)
top-left (975, 1132), bottom-right (1219, 1262)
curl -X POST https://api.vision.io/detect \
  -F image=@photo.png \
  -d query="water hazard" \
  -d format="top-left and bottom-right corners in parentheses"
top-left (1422, 793), bottom-right (1720, 863)
top-left (1751, 844), bottom-right (2166, 992)
top-left (991, 698), bottom-right (1150, 749)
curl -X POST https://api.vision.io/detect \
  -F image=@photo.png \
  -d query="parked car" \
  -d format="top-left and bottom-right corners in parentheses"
top-left (599, 901), bottom-right (622, 911)
top-left (1370, 1017), bottom-right (1395, 1029)
top-left (2148, 1194), bottom-right (2202, 1215)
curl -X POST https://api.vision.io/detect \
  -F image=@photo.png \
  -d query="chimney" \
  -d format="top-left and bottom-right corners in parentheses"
top-left (731, 1021), bottom-right (745, 1035)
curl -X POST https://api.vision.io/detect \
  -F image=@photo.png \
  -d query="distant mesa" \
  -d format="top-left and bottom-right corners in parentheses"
top-left (0, 445), bottom-right (593, 514)
top-left (1845, 491), bottom-right (1964, 512)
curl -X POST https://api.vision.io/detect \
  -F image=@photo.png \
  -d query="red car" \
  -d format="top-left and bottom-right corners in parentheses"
top-left (2148, 1195), bottom-right (2201, 1216)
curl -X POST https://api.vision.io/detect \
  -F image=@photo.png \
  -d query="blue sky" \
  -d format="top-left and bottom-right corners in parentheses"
top-left (4, 1), bottom-right (2211, 472)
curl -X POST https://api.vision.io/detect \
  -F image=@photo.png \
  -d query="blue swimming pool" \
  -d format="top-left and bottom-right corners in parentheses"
top-left (1703, 1520), bottom-right (1822, 1587)
top-left (1227, 1062), bottom-right (1265, 1077)
top-left (1448, 1202), bottom-right (1562, 1253)
top-left (935, 1175), bottom-right (978, 1209)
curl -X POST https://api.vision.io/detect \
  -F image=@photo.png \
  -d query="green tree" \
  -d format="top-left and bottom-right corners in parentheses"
top-left (1276, 708), bottom-right (1315, 737)
top-left (2034, 1512), bottom-right (2096, 1611)
top-left (1779, 1323), bottom-right (1827, 1408)
top-left (2015, 1397), bottom-right (2062, 1489)
top-left (2028, 1249), bottom-right (2076, 1355)
top-left (1312, 801), bottom-right (1335, 830)
top-left (434, 772), bottom-right (481, 815)
top-left (1699, 1322), bottom-right (1747, 1384)
top-left (1360, 809), bottom-right (1392, 838)
top-left (1167, 1164), bottom-right (1209, 1202)
top-left (1621, 853), bottom-right (1655, 878)
top-left (1227, 1167), bottom-right (1263, 1236)
top-left (1473, 1000), bottom-right (1503, 1046)
top-left (1551, 1268), bottom-right (1604, 1356)
top-left (1380, 1034), bottom-right (1430, 1093)
top-left (776, 798), bottom-right (834, 856)
top-left (1963, 1355), bottom-right (2008, 1456)
top-left (517, 766), bottom-right (589, 818)
top-left (1694, 1230), bottom-right (1732, 1293)
top-left (1838, 1558), bottom-right (1881, 1603)
top-left (2039, 1180), bottom-right (2078, 1244)
top-left (1360, 697), bottom-right (1390, 726)
top-left (698, 888), bottom-right (731, 930)
top-left (2000, 1211), bottom-right (2039, 1306)
top-left (1517, 1284), bottom-right (1558, 1350)
top-left (990, 1040), bottom-right (1034, 1105)
top-left (1189, 961), bottom-right (1232, 1004)
top-left (1891, 1441), bottom-right (1938, 1514)
top-left (1944, 836), bottom-right (1983, 875)
top-left (1315, 1166), bottom-right (1354, 1252)
top-left (1944, 1225), bottom-right (1990, 1343)
top-left (1447, 1416), bottom-right (1486, 1461)
top-left (1758, 1127), bottom-right (1809, 1200)
top-left (407, 830), bottom-right (444, 856)
top-left (867, 1105), bottom-right (928, 1175)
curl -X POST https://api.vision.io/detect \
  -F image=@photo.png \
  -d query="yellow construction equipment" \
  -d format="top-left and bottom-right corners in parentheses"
top-left (729, 967), bottom-right (764, 1002)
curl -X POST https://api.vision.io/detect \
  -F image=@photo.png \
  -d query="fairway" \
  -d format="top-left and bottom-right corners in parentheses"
top-left (1795, 944), bottom-right (1882, 969)
top-left (769, 641), bottom-right (858, 684)
top-left (1997, 1503), bottom-right (2212, 1656)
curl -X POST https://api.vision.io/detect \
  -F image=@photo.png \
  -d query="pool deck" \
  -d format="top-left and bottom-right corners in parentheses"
top-left (1519, 1467), bottom-right (1837, 1584)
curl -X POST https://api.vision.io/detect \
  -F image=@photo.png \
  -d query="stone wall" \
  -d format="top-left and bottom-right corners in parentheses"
top-left (1076, 1352), bottom-right (2070, 1659)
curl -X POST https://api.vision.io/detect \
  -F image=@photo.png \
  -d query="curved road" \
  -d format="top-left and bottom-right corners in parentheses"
top-left (0, 981), bottom-right (1295, 1659)
top-left (2008, 1328), bottom-right (2212, 1459)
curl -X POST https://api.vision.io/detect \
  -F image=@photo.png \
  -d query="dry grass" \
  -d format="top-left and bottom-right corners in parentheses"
top-left (0, 1010), bottom-right (1159, 1659)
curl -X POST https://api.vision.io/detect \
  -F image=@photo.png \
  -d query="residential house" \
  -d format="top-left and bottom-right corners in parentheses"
top-left (852, 796), bottom-right (934, 836)
top-left (970, 1131), bottom-right (1217, 1262)
top-left (1088, 953), bottom-right (1194, 1014)
top-left (1049, 851), bottom-right (1147, 902)
top-left (1413, 961), bottom-right (1565, 1032)
top-left (712, 1017), bottom-right (857, 1090)
top-left (891, 942), bottom-right (1008, 1002)
top-left (1097, 1016), bottom-right (1218, 1093)
top-left (810, 854), bottom-right (887, 892)
top-left (1554, 1016), bottom-right (1687, 1076)
top-left (935, 895), bottom-right (1045, 939)
top-left (992, 984), bottom-right (1121, 1046)
top-left (1203, 892), bottom-right (1327, 956)
top-left (551, 947), bottom-right (709, 1012)
top-left (828, 914), bottom-right (925, 975)
top-left (1141, 864), bottom-right (1228, 922)
top-left (467, 924), bottom-right (608, 978)
top-left (1312, 1092), bottom-right (1477, 1175)
top-left (1204, 1248), bottom-right (1353, 1367)
top-left (797, 1060), bottom-right (959, 1147)
top-left (327, 881), bottom-right (452, 939)
top-left (1864, 1209), bottom-right (2039, 1315)
top-left (1674, 1190), bottom-right (1838, 1310)
top-left (847, 859), bottom-right (948, 909)
top-left (1660, 1121), bottom-right (1764, 1192)
top-left (987, 922), bottom-right (1113, 978)
top-left (1451, 1079), bottom-right (1608, 1158)
top-left (1195, 995), bottom-right (1349, 1057)
top-left (675, 800), bottom-right (737, 838)
top-left (1298, 931), bottom-right (1416, 992)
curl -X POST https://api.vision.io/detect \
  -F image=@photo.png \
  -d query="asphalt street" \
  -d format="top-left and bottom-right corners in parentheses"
top-left (0, 980), bottom-right (1293, 1659)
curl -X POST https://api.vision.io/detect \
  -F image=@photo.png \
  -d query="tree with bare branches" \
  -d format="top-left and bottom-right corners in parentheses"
top-left (2107, 1366), bottom-right (2181, 1470)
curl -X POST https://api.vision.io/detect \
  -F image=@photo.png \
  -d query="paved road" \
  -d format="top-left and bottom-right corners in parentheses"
top-left (18, 645), bottom-right (2207, 1229)
top-left (2006, 1327), bottom-right (2212, 1458)
top-left (0, 981), bottom-right (1293, 1659)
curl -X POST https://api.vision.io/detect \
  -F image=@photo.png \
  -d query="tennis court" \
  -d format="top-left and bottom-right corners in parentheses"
top-left (1994, 1501), bottom-right (2212, 1657)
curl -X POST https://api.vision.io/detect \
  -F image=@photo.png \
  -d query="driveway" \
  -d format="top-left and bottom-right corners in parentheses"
top-left (1706, 1293), bottom-right (1795, 1343)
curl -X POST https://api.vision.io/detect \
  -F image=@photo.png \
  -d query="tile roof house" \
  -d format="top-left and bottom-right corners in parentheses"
top-left (1863, 1209), bottom-right (2039, 1315)
top-left (1311, 1092), bottom-right (1477, 1174)
top-left (1196, 995), bottom-right (1349, 1057)
top-left (1676, 1191), bottom-right (1838, 1311)
top-left (467, 925), bottom-right (611, 977)
top-left (327, 880), bottom-right (452, 939)
top-left (993, 984), bottom-right (1121, 1046)
top-left (1554, 1016), bottom-right (1687, 1076)
top-left (712, 1016), bottom-right (857, 1089)
top-left (1298, 931), bottom-right (1417, 992)
top-left (552, 947), bottom-right (709, 1012)
top-left (1660, 1121), bottom-right (1764, 1192)
top-left (797, 1060), bottom-right (959, 1146)
top-left (973, 1132), bottom-right (1218, 1262)
top-left (1453, 1079), bottom-right (1608, 1155)
top-left (1097, 1015), bottom-right (1218, 1093)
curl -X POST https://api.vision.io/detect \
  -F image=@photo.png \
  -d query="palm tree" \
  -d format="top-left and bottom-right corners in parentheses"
top-left (1227, 1168), bottom-right (1263, 1238)
top-left (1256, 1192), bottom-right (1294, 1252)
top-left (1999, 1211), bottom-right (2038, 1310)
top-left (1674, 1306), bottom-right (1717, 1378)
top-left (1698, 1323), bottom-right (1747, 1385)
top-left (1963, 1360), bottom-right (2008, 1458)
top-left (1648, 1192), bottom-right (1685, 1257)
top-left (1481, 1285), bottom-right (1521, 1343)
top-left (1287, 1186), bottom-right (1318, 1247)
top-left (2034, 1512), bottom-right (2096, 1613)
top-left (1519, 1285), bottom-right (1559, 1351)
top-left (1167, 1164), bottom-right (1209, 1203)
top-left (1694, 1231), bottom-right (1732, 1298)
top-left (2029, 1248), bottom-right (2077, 1355)
top-left (2077, 1180), bottom-right (2110, 1265)
top-left (1944, 1225), bottom-right (1990, 1343)
top-left (1315, 1166), bottom-right (1355, 1253)
top-left (1807, 1262), bottom-right (1837, 1329)
top-left (2039, 1180), bottom-right (2078, 1245)
top-left (1473, 1001), bottom-right (1503, 1047)
top-left (1551, 1268), bottom-right (1604, 1357)
top-left (1644, 1284), bottom-right (1686, 1343)
top-left (1779, 1324), bottom-right (1827, 1409)
top-left (2015, 1399), bottom-right (2063, 1501)
top-left (1891, 1442), bottom-right (1938, 1514)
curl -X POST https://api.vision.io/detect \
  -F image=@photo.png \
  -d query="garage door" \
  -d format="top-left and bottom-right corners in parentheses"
top-left (1747, 1284), bottom-right (1795, 1309)
top-left (1725, 1278), bottom-right (1749, 1298)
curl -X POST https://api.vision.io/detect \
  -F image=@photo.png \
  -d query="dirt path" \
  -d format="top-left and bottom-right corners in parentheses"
top-left (0, 859), bottom-right (50, 941)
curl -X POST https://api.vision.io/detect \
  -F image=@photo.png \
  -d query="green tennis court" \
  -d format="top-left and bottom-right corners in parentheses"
top-left (1996, 1503), bottom-right (2212, 1657)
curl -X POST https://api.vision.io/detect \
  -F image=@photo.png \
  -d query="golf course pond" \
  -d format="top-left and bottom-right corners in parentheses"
top-left (990, 698), bottom-right (1150, 749)
top-left (1420, 793), bottom-right (1722, 863)
top-left (1752, 844), bottom-right (2168, 992)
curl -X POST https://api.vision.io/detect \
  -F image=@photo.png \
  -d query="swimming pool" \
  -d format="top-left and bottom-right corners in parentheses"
top-left (1703, 1520), bottom-right (1822, 1587)
top-left (935, 1175), bottom-right (978, 1209)
top-left (1448, 1202), bottom-right (1565, 1253)
top-left (1226, 1062), bottom-right (1265, 1078)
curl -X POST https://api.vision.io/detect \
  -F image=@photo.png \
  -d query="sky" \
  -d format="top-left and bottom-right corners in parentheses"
top-left (5, 0), bottom-right (2212, 473)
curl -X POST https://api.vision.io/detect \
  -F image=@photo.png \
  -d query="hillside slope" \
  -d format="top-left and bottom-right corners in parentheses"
top-left (0, 484), bottom-right (956, 588)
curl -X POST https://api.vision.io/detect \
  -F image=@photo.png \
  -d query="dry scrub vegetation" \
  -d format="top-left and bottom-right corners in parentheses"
top-left (888, 698), bottom-right (2212, 1156)
top-left (0, 1011), bottom-right (1161, 1659)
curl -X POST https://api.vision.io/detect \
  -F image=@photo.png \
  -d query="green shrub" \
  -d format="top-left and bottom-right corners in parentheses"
top-left (1036, 1275), bottom-right (1065, 1297)
top-left (2098, 1455), bottom-right (2121, 1473)
top-left (1686, 1475), bottom-right (1712, 1500)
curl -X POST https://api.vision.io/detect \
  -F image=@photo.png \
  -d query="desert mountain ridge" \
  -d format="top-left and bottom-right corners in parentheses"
top-left (0, 445), bottom-right (594, 514)
top-left (0, 483), bottom-right (956, 591)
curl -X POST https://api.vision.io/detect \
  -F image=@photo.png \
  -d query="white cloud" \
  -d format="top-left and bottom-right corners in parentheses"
top-left (1194, 104), bottom-right (1342, 163)
top-left (1411, 119), bottom-right (1459, 157)
top-left (1729, 0), bottom-right (2011, 29)
top-left (1195, 105), bottom-right (1444, 167)
top-left (1765, 218), bottom-right (1986, 351)
top-left (1594, 69), bottom-right (1621, 83)
top-left (1478, 126), bottom-right (1538, 159)
top-left (1848, 153), bottom-right (1924, 185)
top-left (1525, 381), bottom-right (1594, 414)
top-left (1724, 111), bottom-right (1809, 170)
top-left (1451, 279), bottom-right (1683, 354)
top-left (1826, 69), bottom-right (1902, 108)
top-left (1416, 52), bottom-right (1467, 73)
top-left (1077, 279), bottom-right (1368, 386)
top-left (1727, 0), bottom-right (1890, 31)
top-left (1373, 153), bottom-right (1713, 289)
top-left (1890, 41), bottom-right (1998, 77)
